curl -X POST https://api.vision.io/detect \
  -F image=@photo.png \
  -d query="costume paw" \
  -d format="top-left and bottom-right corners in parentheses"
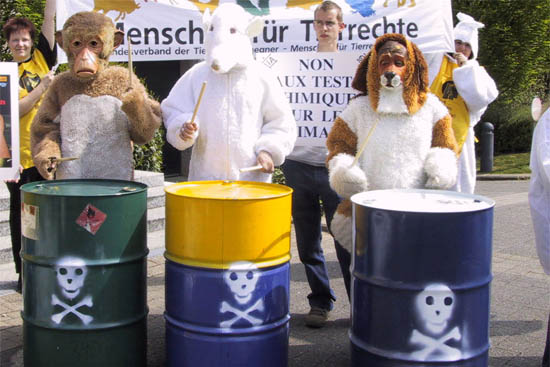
top-left (328, 153), bottom-right (369, 199)
top-left (331, 211), bottom-right (353, 253)
top-left (424, 147), bottom-right (458, 189)
top-left (121, 88), bottom-right (145, 117)
top-left (35, 157), bottom-right (55, 180)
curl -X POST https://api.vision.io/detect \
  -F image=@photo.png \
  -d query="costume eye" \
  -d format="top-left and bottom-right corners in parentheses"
top-left (230, 27), bottom-right (236, 34)
top-left (89, 40), bottom-right (99, 47)
top-left (72, 40), bottom-right (82, 47)
top-left (395, 60), bottom-right (404, 67)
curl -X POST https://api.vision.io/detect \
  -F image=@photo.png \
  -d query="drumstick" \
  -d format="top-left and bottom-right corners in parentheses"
top-left (239, 164), bottom-right (262, 173)
top-left (191, 82), bottom-right (207, 124)
top-left (127, 36), bottom-right (133, 89)
top-left (352, 117), bottom-right (380, 166)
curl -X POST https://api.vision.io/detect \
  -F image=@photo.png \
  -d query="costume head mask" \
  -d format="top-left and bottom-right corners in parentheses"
top-left (453, 12), bottom-right (484, 60)
top-left (56, 12), bottom-right (124, 80)
top-left (202, 3), bottom-right (263, 74)
top-left (351, 33), bottom-right (429, 115)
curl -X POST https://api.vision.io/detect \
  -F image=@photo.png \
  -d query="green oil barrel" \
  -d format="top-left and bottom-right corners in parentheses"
top-left (20, 179), bottom-right (149, 367)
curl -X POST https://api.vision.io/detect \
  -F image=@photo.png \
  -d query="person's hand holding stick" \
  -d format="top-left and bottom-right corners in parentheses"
top-left (180, 82), bottom-right (207, 141)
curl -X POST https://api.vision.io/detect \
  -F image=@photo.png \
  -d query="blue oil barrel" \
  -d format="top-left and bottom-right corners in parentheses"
top-left (165, 261), bottom-right (290, 367)
top-left (350, 189), bottom-right (494, 367)
top-left (164, 181), bottom-right (293, 367)
top-left (20, 179), bottom-right (149, 367)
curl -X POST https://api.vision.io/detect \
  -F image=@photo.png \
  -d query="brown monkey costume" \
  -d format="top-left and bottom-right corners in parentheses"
top-left (31, 11), bottom-right (161, 180)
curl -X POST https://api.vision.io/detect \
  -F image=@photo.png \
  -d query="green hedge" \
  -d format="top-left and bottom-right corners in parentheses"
top-left (133, 126), bottom-right (164, 172)
top-left (479, 105), bottom-right (535, 154)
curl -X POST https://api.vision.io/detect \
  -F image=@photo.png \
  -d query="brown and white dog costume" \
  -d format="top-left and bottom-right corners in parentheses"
top-left (326, 33), bottom-right (459, 251)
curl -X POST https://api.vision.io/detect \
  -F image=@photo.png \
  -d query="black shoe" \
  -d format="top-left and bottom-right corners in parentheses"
top-left (305, 307), bottom-right (329, 328)
top-left (16, 274), bottom-right (22, 293)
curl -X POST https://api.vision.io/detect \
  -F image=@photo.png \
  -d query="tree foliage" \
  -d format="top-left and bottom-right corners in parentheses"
top-left (453, 0), bottom-right (550, 153)
top-left (453, 0), bottom-right (550, 106)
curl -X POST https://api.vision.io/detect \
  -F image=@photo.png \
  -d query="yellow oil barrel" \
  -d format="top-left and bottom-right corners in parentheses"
top-left (165, 180), bottom-right (292, 269)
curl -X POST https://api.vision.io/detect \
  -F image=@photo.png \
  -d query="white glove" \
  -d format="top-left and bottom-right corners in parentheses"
top-left (328, 153), bottom-right (369, 199)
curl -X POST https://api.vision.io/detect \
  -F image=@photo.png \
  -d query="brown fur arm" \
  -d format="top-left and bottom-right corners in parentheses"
top-left (431, 114), bottom-right (459, 156)
top-left (326, 116), bottom-right (368, 199)
top-left (424, 113), bottom-right (459, 189)
top-left (121, 72), bottom-right (162, 145)
top-left (326, 116), bottom-right (358, 164)
top-left (31, 85), bottom-right (62, 180)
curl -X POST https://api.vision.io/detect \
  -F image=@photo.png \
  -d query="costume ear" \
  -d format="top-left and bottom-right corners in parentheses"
top-left (411, 41), bottom-right (428, 93)
top-left (352, 51), bottom-right (371, 94)
top-left (202, 8), bottom-right (212, 32)
top-left (246, 17), bottom-right (264, 38)
top-left (113, 30), bottom-right (124, 49)
top-left (55, 30), bottom-right (64, 49)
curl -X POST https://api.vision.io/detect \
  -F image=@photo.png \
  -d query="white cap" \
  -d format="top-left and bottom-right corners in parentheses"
top-left (453, 12), bottom-right (484, 60)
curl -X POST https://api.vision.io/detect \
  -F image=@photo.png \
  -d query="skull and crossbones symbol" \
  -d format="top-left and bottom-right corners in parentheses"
top-left (51, 294), bottom-right (93, 324)
top-left (410, 284), bottom-right (462, 360)
top-left (219, 261), bottom-right (264, 328)
top-left (51, 256), bottom-right (94, 325)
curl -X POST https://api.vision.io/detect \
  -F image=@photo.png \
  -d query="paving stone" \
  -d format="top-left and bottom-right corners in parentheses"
top-left (0, 179), bottom-right (548, 367)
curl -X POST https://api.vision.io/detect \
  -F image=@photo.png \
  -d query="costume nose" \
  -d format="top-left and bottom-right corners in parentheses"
top-left (384, 71), bottom-right (396, 81)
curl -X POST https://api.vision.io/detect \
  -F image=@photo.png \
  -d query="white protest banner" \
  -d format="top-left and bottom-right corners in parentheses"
top-left (258, 51), bottom-right (361, 147)
top-left (0, 62), bottom-right (21, 180)
top-left (56, 0), bottom-right (453, 63)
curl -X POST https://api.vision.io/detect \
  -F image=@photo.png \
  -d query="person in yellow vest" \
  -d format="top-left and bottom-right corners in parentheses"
top-left (425, 12), bottom-right (498, 194)
top-left (2, 0), bottom-right (56, 292)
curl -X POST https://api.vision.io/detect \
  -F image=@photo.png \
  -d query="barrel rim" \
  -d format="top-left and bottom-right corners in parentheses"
top-left (164, 251), bottom-right (291, 269)
top-left (21, 178), bottom-right (148, 197)
top-left (164, 180), bottom-right (292, 200)
top-left (351, 188), bottom-right (495, 213)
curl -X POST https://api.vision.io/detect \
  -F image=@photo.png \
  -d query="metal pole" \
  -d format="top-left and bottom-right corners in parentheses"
top-left (480, 122), bottom-right (494, 173)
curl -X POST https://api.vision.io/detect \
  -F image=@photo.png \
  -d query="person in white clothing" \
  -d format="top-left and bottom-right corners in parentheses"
top-left (425, 12), bottom-right (499, 194)
top-left (529, 107), bottom-right (550, 275)
top-left (161, 4), bottom-right (296, 182)
top-left (528, 106), bottom-right (550, 366)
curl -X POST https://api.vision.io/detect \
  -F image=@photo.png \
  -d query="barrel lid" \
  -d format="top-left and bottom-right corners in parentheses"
top-left (165, 180), bottom-right (292, 200)
top-left (21, 179), bottom-right (147, 197)
top-left (351, 189), bottom-right (494, 213)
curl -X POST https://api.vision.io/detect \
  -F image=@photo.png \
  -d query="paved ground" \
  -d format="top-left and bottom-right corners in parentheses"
top-left (1, 179), bottom-right (548, 366)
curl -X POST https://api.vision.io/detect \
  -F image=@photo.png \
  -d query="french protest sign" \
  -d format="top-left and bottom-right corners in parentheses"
top-left (258, 51), bottom-right (362, 146)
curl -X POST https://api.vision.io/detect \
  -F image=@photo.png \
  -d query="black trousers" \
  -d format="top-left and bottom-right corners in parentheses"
top-left (6, 166), bottom-right (43, 274)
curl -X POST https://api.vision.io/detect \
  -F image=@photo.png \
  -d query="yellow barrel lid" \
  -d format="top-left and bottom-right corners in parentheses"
top-left (165, 180), bottom-right (292, 200)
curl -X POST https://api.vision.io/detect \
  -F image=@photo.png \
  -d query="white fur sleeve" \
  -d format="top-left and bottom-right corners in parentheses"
top-left (254, 67), bottom-right (297, 166)
top-left (424, 147), bottom-right (458, 189)
top-left (161, 63), bottom-right (204, 151)
top-left (453, 60), bottom-right (499, 122)
top-left (328, 153), bottom-right (368, 199)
